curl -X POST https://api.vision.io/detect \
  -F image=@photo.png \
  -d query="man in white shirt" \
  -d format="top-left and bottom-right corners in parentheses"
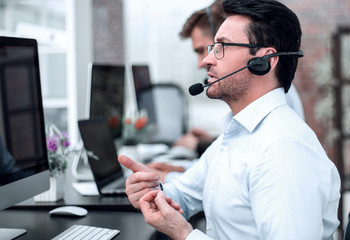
top-left (118, 0), bottom-right (341, 239)
top-left (148, 0), bottom-right (305, 184)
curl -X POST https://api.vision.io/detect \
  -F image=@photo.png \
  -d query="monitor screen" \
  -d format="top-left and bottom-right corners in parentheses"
top-left (131, 65), bottom-right (157, 125)
top-left (87, 63), bottom-right (125, 139)
top-left (131, 64), bottom-right (151, 99)
top-left (0, 36), bottom-right (49, 234)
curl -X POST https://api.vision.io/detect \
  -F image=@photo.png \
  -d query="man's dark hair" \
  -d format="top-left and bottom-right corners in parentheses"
top-left (180, 0), bottom-right (225, 39)
top-left (223, 0), bottom-right (302, 93)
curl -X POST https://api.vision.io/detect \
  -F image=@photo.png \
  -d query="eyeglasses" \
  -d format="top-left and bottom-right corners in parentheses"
top-left (207, 42), bottom-right (262, 60)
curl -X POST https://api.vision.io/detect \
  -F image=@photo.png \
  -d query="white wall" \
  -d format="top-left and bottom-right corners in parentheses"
top-left (123, 0), bottom-right (229, 137)
top-left (67, 0), bottom-right (93, 141)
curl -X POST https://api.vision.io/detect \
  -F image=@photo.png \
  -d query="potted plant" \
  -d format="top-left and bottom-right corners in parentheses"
top-left (34, 124), bottom-right (72, 202)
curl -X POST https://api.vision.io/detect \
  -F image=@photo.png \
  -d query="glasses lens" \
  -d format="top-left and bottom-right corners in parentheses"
top-left (214, 43), bottom-right (224, 59)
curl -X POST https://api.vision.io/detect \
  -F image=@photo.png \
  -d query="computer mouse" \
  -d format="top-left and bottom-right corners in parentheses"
top-left (49, 206), bottom-right (88, 217)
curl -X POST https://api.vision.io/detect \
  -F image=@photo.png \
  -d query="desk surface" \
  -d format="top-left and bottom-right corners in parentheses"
top-left (14, 168), bottom-right (133, 211)
top-left (1, 165), bottom-right (162, 239)
top-left (0, 208), bottom-right (157, 240)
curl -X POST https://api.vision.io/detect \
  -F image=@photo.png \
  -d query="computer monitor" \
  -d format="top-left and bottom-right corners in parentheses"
top-left (131, 64), bottom-right (156, 125)
top-left (0, 36), bottom-right (50, 239)
top-left (87, 63), bottom-right (125, 139)
top-left (131, 64), bottom-right (151, 99)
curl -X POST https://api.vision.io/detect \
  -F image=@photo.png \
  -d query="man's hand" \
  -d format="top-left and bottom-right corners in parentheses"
top-left (118, 155), bottom-right (161, 209)
top-left (173, 132), bottom-right (199, 150)
top-left (191, 128), bottom-right (213, 142)
top-left (140, 190), bottom-right (193, 240)
top-left (174, 128), bottom-right (213, 151)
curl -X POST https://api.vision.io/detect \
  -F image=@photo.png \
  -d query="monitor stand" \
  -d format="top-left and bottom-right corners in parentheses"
top-left (71, 147), bottom-right (94, 181)
top-left (0, 228), bottom-right (27, 239)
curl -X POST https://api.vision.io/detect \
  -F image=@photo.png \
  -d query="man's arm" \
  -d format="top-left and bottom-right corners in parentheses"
top-left (250, 139), bottom-right (340, 239)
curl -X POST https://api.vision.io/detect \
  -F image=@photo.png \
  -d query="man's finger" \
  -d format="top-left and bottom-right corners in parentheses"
top-left (166, 197), bottom-right (181, 209)
top-left (140, 190), bottom-right (159, 206)
top-left (139, 191), bottom-right (156, 214)
top-left (154, 191), bottom-right (172, 212)
top-left (155, 191), bottom-right (185, 214)
top-left (118, 155), bottom-right (151, 173)
top-left (165, 197), bottom-right (183, 214)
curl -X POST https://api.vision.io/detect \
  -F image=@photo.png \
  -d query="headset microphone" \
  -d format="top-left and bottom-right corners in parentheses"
top-left (188, 49), bottom-right (304, 96)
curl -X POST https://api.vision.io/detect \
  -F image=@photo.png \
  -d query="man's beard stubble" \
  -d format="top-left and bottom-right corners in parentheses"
top-left (206, 73), bottom-right (253, 103)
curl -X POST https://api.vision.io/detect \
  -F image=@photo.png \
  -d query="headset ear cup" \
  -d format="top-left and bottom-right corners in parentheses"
top-left (248, 57), bottom-right (271, 75)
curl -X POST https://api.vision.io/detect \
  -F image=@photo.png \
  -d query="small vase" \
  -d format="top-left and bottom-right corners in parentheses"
top-left (34, 174), bottom-right (65, 202)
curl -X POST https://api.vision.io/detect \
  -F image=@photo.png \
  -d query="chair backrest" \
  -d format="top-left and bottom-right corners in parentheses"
top-left (137, 83), bottom-right (188, 145)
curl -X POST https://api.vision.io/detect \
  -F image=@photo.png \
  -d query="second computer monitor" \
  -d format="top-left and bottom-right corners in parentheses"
top-left (87, 63), bottom-right (125, 139)
top-left (131, 64), bottom-right (151, 99)
top-left (131, 64), bottom-right (157, 125)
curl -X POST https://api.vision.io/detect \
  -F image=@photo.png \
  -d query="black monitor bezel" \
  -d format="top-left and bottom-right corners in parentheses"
top-left (0, 36), bottom-right (49, 211)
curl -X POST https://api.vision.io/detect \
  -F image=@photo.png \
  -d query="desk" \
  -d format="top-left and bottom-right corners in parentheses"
top-left (0, 208), bottom-right (157, 239)
top-left (1, 166), bottom-right (162, 239)
top-left (1, 155), bottom-right (203, 239)
top-left (14, 160), bottom-right (134, 210)
top-left (15, 180), bottom-right (134, 211)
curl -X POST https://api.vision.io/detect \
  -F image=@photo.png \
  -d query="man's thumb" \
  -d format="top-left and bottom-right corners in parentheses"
top-left (154, 191), bottom-right (170, 211)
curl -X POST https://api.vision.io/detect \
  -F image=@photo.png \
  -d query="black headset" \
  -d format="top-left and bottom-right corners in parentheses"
top-left (205, 6), bottom-right (216, 37)
top-left (247, 50), bottom-right (304, 75)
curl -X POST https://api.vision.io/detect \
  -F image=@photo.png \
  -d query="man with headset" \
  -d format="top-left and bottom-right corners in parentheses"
top-left (147, 0), bottom-right (305, 184)
top-left (119, 0), bottom-right (341, 239)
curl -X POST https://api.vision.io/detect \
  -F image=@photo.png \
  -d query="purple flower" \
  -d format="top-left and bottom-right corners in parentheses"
top-left (47, 137), bottom-right (58, 152)
top-left (60, 132), bottom-right (70, 148)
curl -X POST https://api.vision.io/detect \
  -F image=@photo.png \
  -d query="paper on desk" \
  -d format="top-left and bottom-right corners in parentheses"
top-left (73, 182), bottom-right (99, 196)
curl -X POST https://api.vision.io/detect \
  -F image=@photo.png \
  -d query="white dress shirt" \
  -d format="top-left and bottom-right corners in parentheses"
top-left (285, 83), bottom-right (304, 120)
top-left (164, 88), bottom-right (340, 240)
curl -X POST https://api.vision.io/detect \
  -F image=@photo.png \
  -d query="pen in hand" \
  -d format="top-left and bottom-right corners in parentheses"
top-left (156, 181), bottom-right (163, 191)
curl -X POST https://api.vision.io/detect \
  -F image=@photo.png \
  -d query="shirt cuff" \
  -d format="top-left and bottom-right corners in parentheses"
top-left (186, 229), bottom-right (213, 240)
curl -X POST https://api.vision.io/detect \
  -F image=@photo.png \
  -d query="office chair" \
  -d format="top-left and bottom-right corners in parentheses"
top-left (345, 212), bottom-right (350, 240)
top-left (137, 83), bottom-right (188, 145)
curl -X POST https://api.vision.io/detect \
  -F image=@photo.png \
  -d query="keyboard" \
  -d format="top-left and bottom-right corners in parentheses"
top-left (52, 224), bottom-right (120, 240)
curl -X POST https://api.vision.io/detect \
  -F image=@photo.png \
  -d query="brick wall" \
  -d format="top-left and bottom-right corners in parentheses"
top-left (284, 0), bottom-right (350, 159)
top-left (92, 0), bottom-right (124, 65)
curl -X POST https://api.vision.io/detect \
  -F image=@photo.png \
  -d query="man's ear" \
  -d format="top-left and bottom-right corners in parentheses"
top-left (264, 48), bottom-right (279, 71)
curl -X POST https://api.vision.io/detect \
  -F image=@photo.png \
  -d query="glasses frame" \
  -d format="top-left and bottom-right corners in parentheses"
top-left (207, 42), bottom-right (263, 60)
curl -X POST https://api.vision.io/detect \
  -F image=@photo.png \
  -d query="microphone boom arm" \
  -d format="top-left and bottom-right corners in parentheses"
top-left (205, 65), bottom-right (249, 88)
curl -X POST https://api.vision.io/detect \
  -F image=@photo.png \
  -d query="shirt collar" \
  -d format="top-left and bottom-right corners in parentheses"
top-left (223, 88), bottom-right (287, 133)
